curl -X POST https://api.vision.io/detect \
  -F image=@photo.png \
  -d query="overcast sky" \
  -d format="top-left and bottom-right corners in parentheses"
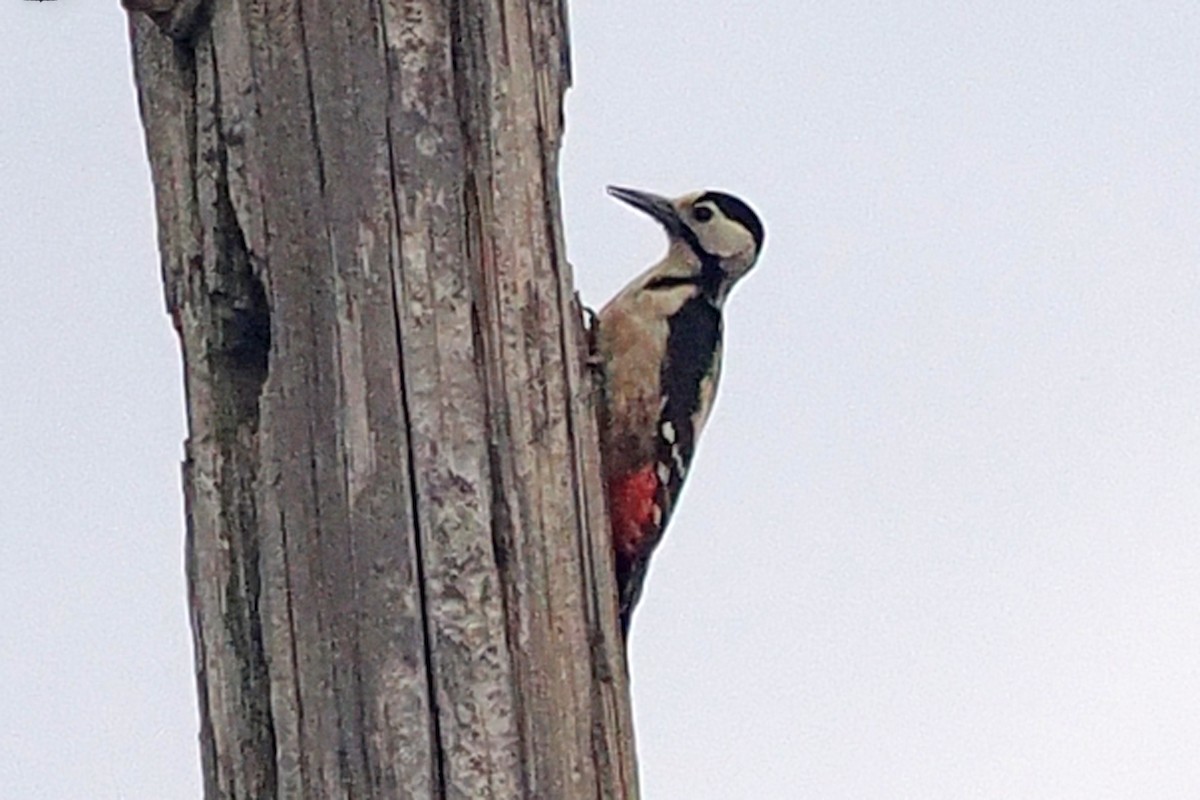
top-left (3, 2), bottom-right (1199, 798)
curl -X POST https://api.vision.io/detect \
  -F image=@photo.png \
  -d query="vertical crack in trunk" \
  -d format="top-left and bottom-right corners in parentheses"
top-left (132, 0), bottom-right (637, 795)
top-left (204, 34), bottom-right (276, 798)
top-left (390, 265), bottom-right (448, 799)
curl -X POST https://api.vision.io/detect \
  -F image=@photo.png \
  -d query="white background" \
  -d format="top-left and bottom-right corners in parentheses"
top-left (2, 2), bottom-right (1199, 798)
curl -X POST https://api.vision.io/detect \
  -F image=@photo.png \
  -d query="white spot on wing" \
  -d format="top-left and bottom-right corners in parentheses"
top-left (661, 420), bottom-right (676, 444)
top-left (672, 444), bottom-right (687, 477)
top-left (656, 462), bottom-right (671, 485)
top-left (693, 363), bottom-right (722, 437)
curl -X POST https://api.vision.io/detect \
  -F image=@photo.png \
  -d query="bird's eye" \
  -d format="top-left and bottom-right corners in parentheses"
top-left (693, 205), bottom-right (714, 222)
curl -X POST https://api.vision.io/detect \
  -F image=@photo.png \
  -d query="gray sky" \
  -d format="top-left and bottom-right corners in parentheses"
top-left (3, 2), bottom-right (1199, 798)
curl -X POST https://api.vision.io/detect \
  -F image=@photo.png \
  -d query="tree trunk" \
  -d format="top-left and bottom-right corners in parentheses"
top-left (127, 1), bottom-right (637, 797)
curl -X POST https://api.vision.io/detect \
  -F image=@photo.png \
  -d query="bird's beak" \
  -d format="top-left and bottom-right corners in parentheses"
top-left (607, 186), bottom-right (684, 237)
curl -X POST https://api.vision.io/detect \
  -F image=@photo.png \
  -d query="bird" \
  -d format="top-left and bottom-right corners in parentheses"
top-left (593, 185), bottom-right (765, 637)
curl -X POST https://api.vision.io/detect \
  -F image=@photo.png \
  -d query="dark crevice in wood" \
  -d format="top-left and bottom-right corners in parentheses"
top-left (376, 7), bottom-right (448, 791)
top-left (294, 0), bottom-right (329, 199)
top-left (377, 3), bottom-right (444, 782)
top-left (128, 0), bottom-right (211, 42)
top-left (208, 39), bottom-right (270, 391)
top-left (388, 239), bottom-right (447, 799)
top-left (277, 505), bottom-right (308, 797)
top-left (132, 0), bottom-right (638, 795)
top-left (206, 35), bottom-right (277, 798)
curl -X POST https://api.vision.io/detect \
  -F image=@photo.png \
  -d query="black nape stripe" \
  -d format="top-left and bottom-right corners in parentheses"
top-left (696, 191), bottom-right (765, 252)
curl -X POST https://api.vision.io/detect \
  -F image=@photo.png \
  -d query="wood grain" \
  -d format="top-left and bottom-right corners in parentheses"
top-left (130, 1), bottom-right (637, 796)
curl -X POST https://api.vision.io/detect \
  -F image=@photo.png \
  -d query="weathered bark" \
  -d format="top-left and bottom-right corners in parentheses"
top-left (128, 1), bottom-right (637, 797)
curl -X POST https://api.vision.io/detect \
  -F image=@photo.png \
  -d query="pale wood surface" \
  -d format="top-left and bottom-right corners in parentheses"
top-left (130, 1), bottom-right (637, 796)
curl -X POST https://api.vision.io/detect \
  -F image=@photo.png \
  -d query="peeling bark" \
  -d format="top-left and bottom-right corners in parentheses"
top-left (130, 1), bottom-right (637, 797)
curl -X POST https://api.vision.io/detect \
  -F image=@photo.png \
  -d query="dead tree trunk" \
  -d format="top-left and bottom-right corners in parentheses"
top-left (127, 1), bottom-right (637, 797)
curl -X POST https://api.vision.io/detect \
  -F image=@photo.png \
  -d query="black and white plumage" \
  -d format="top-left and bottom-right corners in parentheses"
top-left (595, 186), bottom-right (765, 635)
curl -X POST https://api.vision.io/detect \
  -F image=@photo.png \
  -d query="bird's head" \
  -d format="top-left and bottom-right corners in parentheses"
top-left (607, 185), bottom-right (765, 298)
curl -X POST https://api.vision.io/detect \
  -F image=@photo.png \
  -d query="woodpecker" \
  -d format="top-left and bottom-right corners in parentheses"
top-left (595, 186), bottom-right (765, 636)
